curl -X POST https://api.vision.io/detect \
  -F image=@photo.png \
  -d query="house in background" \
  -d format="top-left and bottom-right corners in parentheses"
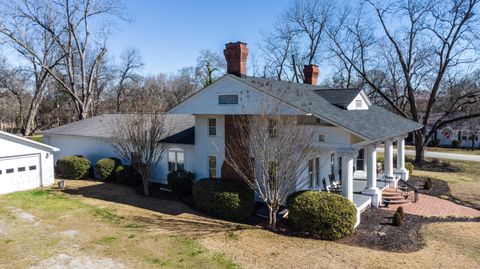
top-left (42, 41), bottom-right (423, 225)
top-left (0, 131), bottom-right (58, 194)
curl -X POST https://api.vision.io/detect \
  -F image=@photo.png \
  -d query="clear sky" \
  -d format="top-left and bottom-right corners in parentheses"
top-left (109, 0), bottom-right (290, 76)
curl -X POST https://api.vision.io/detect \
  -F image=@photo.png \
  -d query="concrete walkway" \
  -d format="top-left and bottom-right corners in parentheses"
top-left (377, 148), bottom-right (480, 162)
top-left (384, 194), bottom-right (480, 217)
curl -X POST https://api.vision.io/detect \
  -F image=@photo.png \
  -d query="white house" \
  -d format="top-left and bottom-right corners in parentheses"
top-left (0, 131), bottom-right (58, 194)
top-left (42, 41), bottom-right (423, 225)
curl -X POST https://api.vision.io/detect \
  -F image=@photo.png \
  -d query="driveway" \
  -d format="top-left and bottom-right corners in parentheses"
top-left (377, 148), bottom-right (480, 162)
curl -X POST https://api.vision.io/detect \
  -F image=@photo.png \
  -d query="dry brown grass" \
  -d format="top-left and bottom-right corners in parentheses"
top-left (201, 222), bottom-right (480, 269)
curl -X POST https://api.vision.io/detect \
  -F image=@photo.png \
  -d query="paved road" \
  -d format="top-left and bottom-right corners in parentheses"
top-left (377, 148), bottom-right (480, 162)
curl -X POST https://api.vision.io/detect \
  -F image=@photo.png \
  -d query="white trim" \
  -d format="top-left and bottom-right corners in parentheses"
top-left (0, 131), bottom-right (59, 152)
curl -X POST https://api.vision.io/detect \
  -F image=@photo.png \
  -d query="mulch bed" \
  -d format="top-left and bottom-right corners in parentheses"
top-left (338, 207), bottom-right (480, 252)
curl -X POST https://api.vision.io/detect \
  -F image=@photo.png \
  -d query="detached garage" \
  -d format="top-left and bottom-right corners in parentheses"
top-left (0, 131), bottom-right (58, 195)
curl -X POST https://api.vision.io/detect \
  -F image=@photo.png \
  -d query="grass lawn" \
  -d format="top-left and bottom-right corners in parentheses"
top-left (0, 180), bottom-right (479, 268)
top-left (405, 144), bottom-right (480, 155)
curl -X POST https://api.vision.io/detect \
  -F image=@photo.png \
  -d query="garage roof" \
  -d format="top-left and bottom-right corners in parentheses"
top-left (0, 131), bottom-right (59, 152)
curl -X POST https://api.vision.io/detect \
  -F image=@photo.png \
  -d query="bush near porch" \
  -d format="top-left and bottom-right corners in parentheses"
top-left (95, 158), bottom-right (121, 181)
top-left (192, 178), bottom-right (255, 221)
top-left (167, 171), bottom-right (195, 198)
top-left (288, 191), bottom-right (356, 240)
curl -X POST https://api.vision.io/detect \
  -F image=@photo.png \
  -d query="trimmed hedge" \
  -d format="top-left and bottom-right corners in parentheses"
top-left (56, 156), bottom-right (91, 179)
top-left (167, 171), bottom-right (194, 197)
top-left (114, 165), bottom-right (142, 186)
top-left (393, 212), bottom-right (402, 226)
top-left (286, 190), bottom-right (309, 208)
top-left (396, 206), bottom-right (405, 219)
top-left (288, 191), bottom-right (356, 240)
top-left (192, 178), bottom-right (255, 221)
top-left (95, 158), bottom-right (121, 181)
top-left (405, 162), bottom-right (414, 176)
top-left (424, 178), bottom-right (432, 190)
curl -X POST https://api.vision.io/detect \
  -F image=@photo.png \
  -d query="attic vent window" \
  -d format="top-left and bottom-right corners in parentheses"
top-left (355, 100), bottom-right (362, 108)
top-left (218, 94), bottom-right (238, 104)
top-left (318, 134), bottom-right (325, 142)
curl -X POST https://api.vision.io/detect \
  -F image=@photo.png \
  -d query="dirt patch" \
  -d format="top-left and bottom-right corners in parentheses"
top-left (29, 254), bottom-right (128, 269)
top-left (7, 206), bottom-right (41, 227)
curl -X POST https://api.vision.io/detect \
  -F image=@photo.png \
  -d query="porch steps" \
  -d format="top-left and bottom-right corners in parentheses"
top-left (382, 188), bottom-right (412, 206)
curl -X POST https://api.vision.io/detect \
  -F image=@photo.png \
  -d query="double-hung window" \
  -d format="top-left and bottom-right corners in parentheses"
top-left (208, 155), bottom-right (217, 178)
top-left (168, 148), bottom-right (185, 172)
top-left (208, 118), bottom-right (217, 136)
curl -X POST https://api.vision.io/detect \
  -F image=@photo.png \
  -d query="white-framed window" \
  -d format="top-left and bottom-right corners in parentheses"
top-left (355, 100), bottom-right (362, 108)
top-left (461, 130), bottom-right (469, 141)
top-left (208, 118), bottom-right (217, 136)
top-left (308, 159), bottom-right (314, 188)
top-left (168, 147), bottom-right (185, 172)
top-left (315, 157), bottom-right (320, 187)
top-left (208, 155), bottom-right (217, 178)
top-left (356, 149), bottom-right (365, 171)
top-left (318, 134), bottom-right (325, 142)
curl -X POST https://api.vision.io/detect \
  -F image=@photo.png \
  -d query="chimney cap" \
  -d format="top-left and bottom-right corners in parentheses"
top-left (225, 41), bottom-right (248, 46)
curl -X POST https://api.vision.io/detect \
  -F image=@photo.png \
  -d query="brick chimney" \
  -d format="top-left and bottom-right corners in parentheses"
top-left (224, 42), bottom-right (249, 77)
top-left (303, 64), bottom-right (319, 85)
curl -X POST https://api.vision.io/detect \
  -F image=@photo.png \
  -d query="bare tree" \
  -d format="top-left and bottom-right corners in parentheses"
top-left (112, 112), bottom-right (170, 196)
top-left (223, 101), bottom-right (316, 230)
top-left (195, 50), bottom-right (226, 87)
top-left (327, 0), bottom-right (480, 163)
top-left (115, 48), bottom-right (144, 112)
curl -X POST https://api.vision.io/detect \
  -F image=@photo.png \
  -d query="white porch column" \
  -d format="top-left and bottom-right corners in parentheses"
top-left (341, 151), bottom-right (354, 202)
top-left (362, 143), bottom-right (381, 207)
top-left (396, 136), bottom-right (409, 180)
top-left (384, 139), bottom-right (394, 179)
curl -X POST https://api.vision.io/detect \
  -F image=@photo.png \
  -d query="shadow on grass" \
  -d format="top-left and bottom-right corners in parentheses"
top-left (62, 180), bottom-right (252, 236)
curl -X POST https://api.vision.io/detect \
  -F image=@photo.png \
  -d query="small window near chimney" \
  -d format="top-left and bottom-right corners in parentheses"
top-left (355, 100), bottom-right (362, 108)
top-left (218, 94), bottom-right (238, 104)
top-left (318, 134), bottom-right (325, 142)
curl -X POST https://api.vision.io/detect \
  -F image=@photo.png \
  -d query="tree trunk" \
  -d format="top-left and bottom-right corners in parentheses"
top-left (414, 131), bottom-right (425, 164)
top-left (267, 204), bottom-right (279, 231)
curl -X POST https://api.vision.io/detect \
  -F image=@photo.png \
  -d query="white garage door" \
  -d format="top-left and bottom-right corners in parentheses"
top-left (0, 154), bottom-right (41, 195)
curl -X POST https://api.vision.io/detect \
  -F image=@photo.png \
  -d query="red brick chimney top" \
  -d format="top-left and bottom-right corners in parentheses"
top-left (224, 42), bottom-right (249, 77)
top-left (303, 64), bottom-right (319, 85)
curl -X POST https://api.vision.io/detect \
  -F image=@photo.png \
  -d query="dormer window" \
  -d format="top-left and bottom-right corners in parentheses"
top-left (218, 94), bottom-right (238, 104)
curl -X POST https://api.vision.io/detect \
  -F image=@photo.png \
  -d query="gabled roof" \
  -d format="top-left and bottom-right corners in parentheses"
top-left (0, 131), bottom-right (59, 152)
top-left (314, 89), bottom-right (362, 108)
top-left (230, 75), bottom-right (423, 141)
top-left (41, 114), bottom-right (195, 145)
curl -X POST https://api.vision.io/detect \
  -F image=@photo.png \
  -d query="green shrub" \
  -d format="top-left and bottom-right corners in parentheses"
top-left (424, 178), bottom-right (432, 190)
top-left (377, 156), bottom-right (385, 165)
top-left (429, 139), bottom-right (440, 147)
top-left (405, 162), bottom-right (414, 175)
top-left (396, 206), bottom-right (405, 219)
top-left (95, 158), bottom-right (120, 181)
top-left (452, 140), bottom-right (461, 148)
top-left (167, 171), bottom-right (195, 197)
top-left (286, 190), bottom-right (309, 208)
top-left (192, 178), bottom-right (255, 221)
top-left (393, 212), bottom-right (402, 226)
top-left (56, 156), bottom-right (91, 179)
top-left (288, 191), bottom-right (356, 240)
top-left (114, 165), bottom-right (142, 186)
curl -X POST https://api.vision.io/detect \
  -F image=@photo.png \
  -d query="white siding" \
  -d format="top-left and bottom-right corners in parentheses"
top-left (193, 115), bottom-right (225, 179)
top-left (43, 134), bottom-right (194, 183)
top-left (346, 93), bottom-right (369, 110)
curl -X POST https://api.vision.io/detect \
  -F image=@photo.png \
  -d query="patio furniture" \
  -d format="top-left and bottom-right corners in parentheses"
top-left (329, 174), bottom-right (341, 192)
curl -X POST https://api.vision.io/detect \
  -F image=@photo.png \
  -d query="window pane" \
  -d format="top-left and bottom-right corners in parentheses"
top-left (6, 168), bottom-right (14, 174)
top-left (209, 156), bottom-right (217, 178)
top-left (18, 167), bottom-right (26, 172)
top-left (218, 94), bottom-right (239, 104)
top-left (168, 151), bottom-right (175, 162)
top-left (29, 165), bottom-right (37, 170)
top-left (208, 118), bottom-right (217, 136)
top-left (177, 152), bottom-right (185, 171)
top-left (168, 162), bottom-right (176, 172)
top-left (308, 160), bottom-right (313, 188)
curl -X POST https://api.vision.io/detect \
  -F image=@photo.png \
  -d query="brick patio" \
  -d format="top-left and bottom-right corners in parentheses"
top-left (384, 193), bottom-right (480, 217)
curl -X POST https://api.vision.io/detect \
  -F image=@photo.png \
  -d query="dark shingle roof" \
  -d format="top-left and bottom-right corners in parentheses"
top-left (41, 114), bottom-right (195, 145)
top-left (232, 75), bottom-right (423, 141)
top-left (314, 89), bottom-right (362, 108)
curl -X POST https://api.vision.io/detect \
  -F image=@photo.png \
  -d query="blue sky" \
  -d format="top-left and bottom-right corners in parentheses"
top-left (109, 0), bottom-right (290, 76)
